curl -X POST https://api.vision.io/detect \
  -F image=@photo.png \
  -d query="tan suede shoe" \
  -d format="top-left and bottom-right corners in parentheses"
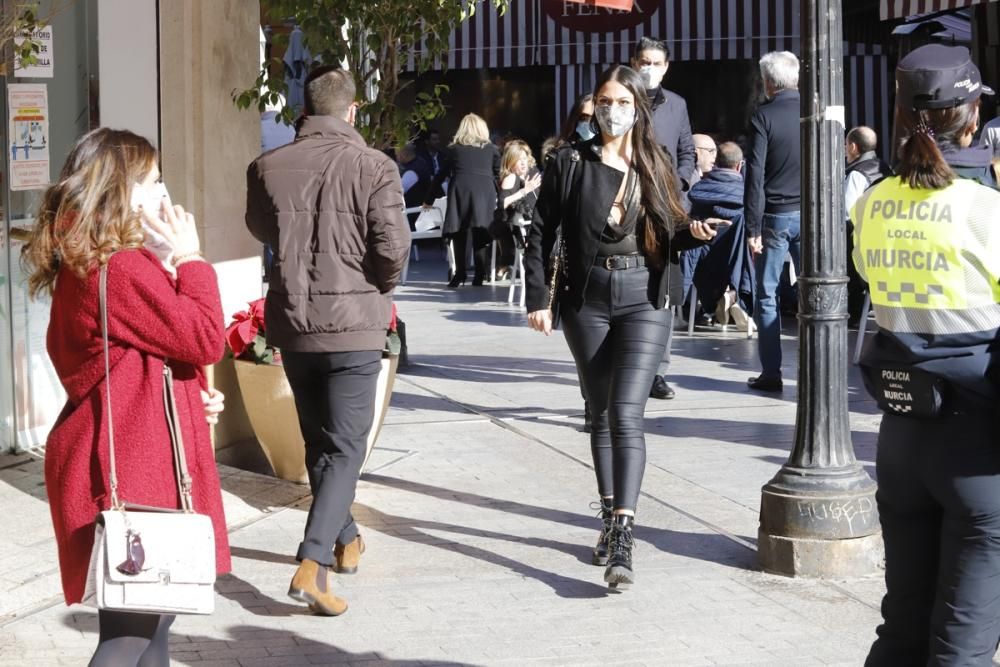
top-left (288, 559), bottom-right (348, 616)
top-left (334, 534), bottom-right (366, 574)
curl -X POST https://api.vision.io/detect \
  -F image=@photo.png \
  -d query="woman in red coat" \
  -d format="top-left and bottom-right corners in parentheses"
top-left (22, 128), bottom-right (230, 666)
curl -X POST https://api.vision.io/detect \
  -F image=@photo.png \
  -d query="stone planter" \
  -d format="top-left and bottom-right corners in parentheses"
top-left (233, 354), bottom-right (399, 484)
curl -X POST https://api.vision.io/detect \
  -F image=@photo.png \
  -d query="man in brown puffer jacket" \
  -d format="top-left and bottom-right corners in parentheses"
top-left (246, 65), bottom-right (410, 616)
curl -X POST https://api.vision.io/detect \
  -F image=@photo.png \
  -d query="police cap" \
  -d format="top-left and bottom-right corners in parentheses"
top-left (897, 44), bottom-right (994, 111)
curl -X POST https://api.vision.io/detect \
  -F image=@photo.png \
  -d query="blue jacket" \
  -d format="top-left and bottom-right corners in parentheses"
top-left (688, 169), bottom-right (755, 310)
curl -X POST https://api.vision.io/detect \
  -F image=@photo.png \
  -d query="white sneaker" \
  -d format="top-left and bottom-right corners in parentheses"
top-left (729, 303), bottom-right (750, 331)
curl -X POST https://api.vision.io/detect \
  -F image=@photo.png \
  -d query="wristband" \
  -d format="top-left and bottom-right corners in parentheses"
top-left (171, 251), bottom-right (204, 267)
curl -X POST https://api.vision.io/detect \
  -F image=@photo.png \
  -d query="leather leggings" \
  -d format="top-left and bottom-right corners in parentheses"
top-left (561, 264), bottom-right (670, 512)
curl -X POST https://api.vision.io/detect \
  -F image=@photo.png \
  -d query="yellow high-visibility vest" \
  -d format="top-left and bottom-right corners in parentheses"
top-left (851, 176), bottom-right (1000, 335)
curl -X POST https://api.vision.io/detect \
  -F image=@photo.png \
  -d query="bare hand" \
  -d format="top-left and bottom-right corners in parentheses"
top-left (748, 236), bottom-right (763, 256)
top-left (524, 173), bottom-right (542, 193)
top-left (201, 388), bottom-right (225, 425)
top-left (528, 309), bottom-right (553, 336)
top-left (689, 220), bottom-right (719, 241)
top-left (142, 198), bottom-right (201, 257)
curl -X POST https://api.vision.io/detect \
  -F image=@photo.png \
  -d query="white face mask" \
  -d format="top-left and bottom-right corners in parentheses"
top-left (639, 65), bottom-right (664, 90)
top-left (595, 105), bottom-right (636, 138)
top-left (130, 181), bottom-right (174, 264)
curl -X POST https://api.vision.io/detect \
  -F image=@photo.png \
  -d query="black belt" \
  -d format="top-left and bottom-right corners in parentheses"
top-left (596, 254), bottom-right (646, 270)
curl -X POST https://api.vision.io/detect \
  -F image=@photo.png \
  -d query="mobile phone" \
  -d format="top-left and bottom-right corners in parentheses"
top-left (704, 220), bottom-right (733, 229)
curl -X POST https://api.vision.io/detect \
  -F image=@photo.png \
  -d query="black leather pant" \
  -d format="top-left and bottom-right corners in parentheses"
top-left (561, 264), bottom-right (670, 512)
top-left (866, 412), bottom-right (1000, 666)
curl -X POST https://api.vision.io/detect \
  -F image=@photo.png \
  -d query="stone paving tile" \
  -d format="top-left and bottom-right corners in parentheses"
top-left (2, 256), bottom-right (988, 665)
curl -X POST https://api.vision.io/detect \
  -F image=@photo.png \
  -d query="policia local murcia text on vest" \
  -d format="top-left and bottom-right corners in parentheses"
top-left (851, 176), bottom-right (1000, 416)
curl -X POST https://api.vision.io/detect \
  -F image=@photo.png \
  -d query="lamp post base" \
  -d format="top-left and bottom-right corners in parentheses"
top-left (758, 530), bottom-right (884, 578)
top-left (758, 468), bottom-right (884, 578)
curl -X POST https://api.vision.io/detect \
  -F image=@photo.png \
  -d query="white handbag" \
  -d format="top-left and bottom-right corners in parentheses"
top-left (82, 263), bottom-right (216, 615)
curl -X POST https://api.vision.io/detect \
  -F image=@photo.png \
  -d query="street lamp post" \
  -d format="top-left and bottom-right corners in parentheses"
top-left (757, 0), bottom-right (883, 577)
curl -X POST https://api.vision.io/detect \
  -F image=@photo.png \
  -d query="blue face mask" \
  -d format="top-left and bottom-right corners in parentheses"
top-left (576, 121), bottom-right (596, 141)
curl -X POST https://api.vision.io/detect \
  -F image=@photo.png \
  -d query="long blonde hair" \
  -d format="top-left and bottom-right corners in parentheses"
top-left (451, 113), bottom-right (490, 148)
top-left (23, 128), bottom-right (154, 297)
top-left (499, 140), bottom-right (534, 181)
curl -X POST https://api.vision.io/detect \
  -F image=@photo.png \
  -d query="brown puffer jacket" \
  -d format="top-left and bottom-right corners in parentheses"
top-left (246, 115), bottom-right (411, 353)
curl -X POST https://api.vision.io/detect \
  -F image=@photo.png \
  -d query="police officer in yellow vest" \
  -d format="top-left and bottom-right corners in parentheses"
top-left (853, 45), bottom-right (1000, 665)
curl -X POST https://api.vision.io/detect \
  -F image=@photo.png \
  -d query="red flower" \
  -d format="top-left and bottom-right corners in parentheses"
top-left (225, 299), bottom-right (267, 360)
top-left (388, 303), bottom-right (398, 333)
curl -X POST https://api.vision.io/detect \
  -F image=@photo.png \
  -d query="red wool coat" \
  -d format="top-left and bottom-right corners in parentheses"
top-left (44, 249), bottom-right (232, 605)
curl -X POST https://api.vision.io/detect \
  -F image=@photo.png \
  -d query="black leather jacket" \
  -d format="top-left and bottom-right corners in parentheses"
top-left (523, 140), bottom-right (702, 313)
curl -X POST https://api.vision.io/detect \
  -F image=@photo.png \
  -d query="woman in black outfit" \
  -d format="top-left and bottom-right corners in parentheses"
top-left (524, 65), bottom-right (716, 588)
top-left (427, 113), bottom-right (501, 287)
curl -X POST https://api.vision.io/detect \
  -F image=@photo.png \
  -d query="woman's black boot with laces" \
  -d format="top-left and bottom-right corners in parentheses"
top-left (604, 513), bottom-right (635, 588)
top-left (591, 497), bottom-right (614, 566)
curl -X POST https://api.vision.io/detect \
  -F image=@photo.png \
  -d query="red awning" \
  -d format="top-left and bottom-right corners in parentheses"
top-left (881, 0), bottom-right (997, 20)
top-left (564, 0), bottom-right (634, 9)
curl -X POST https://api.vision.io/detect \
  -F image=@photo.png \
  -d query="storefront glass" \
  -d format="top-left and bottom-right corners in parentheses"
top-left (1, 0), bottom-right (96, 451)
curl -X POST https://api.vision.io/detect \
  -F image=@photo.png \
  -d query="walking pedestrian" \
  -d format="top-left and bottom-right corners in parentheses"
top-left (630, 36), bottom-right (697, 401)
top-left (853, 44), bottom-right (1000, 666)
top-left (523, 65), bottom-right (716, 588)
top-left (745, 51), bottom-right (802, 392)
top-left (426, 113), bottom-right (501, 287)
top-left (245, 65), bottom-right (411, 616)
top-left (22, 127), bottom-right (231, 665)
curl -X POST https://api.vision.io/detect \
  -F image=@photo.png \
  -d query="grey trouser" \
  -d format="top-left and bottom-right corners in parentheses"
top-left (282, 349), bottom-right (381, 566)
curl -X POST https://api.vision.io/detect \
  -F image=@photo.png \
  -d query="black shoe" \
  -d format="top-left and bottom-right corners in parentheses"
top-left (747, 375), bottom-right (783, 392)
top-left (649, 375), bottom-right (675, 400)
top-left (471, 274), bottom-right (485, 287)
top-left (582, 402), bottom-right (593, 433)
top-left (447, 275), bottom-right (466, 289)
top-left (604, 514), bottom-right (635, 588)
top-left (591, 498), bottom-right (614, 566)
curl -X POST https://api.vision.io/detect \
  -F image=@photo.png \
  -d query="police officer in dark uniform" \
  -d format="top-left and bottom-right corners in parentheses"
top-left (844, 126), bottom-right (892, 328)
top-left (851, 44), bottom-right (1000, 665)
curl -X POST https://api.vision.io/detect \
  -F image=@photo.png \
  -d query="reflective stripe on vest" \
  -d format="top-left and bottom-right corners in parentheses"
top-left (852, 177), bottom-right (1000, 335)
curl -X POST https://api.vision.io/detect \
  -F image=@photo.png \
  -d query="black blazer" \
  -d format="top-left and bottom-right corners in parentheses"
top-left (523, 140), bottom-right (703, 314)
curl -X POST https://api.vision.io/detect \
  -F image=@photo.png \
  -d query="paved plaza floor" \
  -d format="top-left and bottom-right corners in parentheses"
top-left (0, 247), bottom-right (937, 665)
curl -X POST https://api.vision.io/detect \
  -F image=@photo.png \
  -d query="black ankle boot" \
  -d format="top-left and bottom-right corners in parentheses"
top-left (604, 514), bottom-right (635, 588)
top-left (591, 498), bottom-right (614, 566)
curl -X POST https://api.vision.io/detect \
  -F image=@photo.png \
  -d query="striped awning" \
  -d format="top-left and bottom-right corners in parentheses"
top-left (880, 0), bottom-right (998, 20)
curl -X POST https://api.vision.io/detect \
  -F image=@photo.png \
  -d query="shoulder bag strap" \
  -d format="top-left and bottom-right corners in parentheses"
top-left (99, 265), bottom-right (123, 511)
top-left (99, 263), bottom-right (194, 513)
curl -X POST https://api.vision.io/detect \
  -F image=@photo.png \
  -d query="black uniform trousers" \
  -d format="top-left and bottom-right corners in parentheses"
top-left (282, 349), bottom-right (382, 566)
top-left (866, 411), bottom-right (1000, 666)
top-left (561, 264), bottom-right (670, 512)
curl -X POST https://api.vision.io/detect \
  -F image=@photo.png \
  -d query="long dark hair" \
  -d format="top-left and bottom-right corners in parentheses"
top-left (895, 100), bottom-right (979, 190)
top-left (593, 65), bottom-right (687, 266)
top-left (559, 94), bottom-right (594, 144)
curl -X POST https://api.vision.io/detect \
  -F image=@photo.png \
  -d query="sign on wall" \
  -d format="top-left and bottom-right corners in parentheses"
top-left (542, 0), bottom-right (651, 32)
top-left (7, 84), bottom-right (50, 191)
top-left (14, 25), bottom-right (53, 78)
